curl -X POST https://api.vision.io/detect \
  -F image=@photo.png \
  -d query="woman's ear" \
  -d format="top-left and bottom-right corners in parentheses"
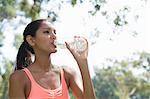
top-left (26, 35), bottom-right (35, 46)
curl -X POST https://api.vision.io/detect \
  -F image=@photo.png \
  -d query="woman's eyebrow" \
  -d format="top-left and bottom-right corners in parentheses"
top-left (42, 27), bottom-right (52, 30)
top-left (42, 28), bottom-right (56, 33)
top-left (42, 27), bottom-right (55, 31)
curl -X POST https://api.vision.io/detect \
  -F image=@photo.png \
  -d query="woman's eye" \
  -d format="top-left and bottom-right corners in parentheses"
top-left (44, 31), bottom-right (49, 34)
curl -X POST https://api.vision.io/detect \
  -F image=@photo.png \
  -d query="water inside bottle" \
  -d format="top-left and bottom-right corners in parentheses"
top-left (55, 36), bottom-right (87, 52)
top-left (74, 36), bottom-right (87, 52)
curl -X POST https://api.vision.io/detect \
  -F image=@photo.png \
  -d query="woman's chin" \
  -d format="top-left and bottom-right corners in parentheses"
top-left (51, 49), bottom-right (57, 53)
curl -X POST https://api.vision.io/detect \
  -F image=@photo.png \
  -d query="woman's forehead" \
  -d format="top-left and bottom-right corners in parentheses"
top-left (40, 21), bottom-right (55, 29)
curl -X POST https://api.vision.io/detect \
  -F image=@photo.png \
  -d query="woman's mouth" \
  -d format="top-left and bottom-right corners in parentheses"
top-left (51, 42), bottom-right (57, 48)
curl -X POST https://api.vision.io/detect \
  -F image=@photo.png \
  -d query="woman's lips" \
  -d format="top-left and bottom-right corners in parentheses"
top-left (51, 42), bottom-right (57, 48)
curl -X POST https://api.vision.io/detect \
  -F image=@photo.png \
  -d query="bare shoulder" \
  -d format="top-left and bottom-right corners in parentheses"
top-left (9, 69), bottom-right (30, 98)
top-left (9, 69), bottom-right (28, 86)
top-left (61, 66), bottom-right (77, 77)
top-left (10, 70), bottom-right (24, 80)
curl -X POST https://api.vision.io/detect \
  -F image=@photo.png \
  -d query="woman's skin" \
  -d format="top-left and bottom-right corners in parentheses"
top-left (9, 21), bottom-right (96, 99)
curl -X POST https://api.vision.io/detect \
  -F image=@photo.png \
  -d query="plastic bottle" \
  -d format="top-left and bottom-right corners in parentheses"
top-left (55, 36), bottom-right (87, 53)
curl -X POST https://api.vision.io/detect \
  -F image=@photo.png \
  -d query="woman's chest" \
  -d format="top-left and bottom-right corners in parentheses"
top-left (33, 71), bottom-right (61, 90)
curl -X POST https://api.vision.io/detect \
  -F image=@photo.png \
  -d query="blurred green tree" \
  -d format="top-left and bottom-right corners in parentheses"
top-left (0, 57), bottom-right (13, 99)
top-left (93, 52), bottom-right (150, 99)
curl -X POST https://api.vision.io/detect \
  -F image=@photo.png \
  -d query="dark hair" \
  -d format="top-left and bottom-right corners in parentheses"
top-left (16, 19), bottom-right (47, 70)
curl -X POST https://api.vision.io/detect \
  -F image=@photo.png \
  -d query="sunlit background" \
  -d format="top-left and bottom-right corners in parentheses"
top-left (0, 0), bottom-right (150, 98)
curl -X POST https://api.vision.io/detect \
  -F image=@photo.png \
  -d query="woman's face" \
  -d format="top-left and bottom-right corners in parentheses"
top-left (33, 21), bottom-right (57, 54)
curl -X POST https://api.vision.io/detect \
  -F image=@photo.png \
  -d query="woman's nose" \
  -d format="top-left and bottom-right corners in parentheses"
top-left (53, 34), bottom-right (56, 40)
top-left (51, 33), bottom-right (56, 40)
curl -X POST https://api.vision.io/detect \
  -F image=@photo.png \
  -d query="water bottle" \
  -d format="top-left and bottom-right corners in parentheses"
top-left (55, 36), bottom-right (87, 53)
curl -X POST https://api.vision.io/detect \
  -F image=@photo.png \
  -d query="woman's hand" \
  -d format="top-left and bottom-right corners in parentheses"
top-left (65, 36), bottom-right (88, 62)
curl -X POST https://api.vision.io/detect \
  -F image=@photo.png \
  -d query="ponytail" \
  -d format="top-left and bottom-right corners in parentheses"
top-left (15, 19), bottom-right (46, 70)
top-left (16, 41), bottom-right (34, 70)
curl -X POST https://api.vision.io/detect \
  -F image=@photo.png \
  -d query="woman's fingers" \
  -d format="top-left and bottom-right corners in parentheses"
top-left (65, 42), bottom-right (78, 55)
top-left (65, 36), bottom-right (88, 59)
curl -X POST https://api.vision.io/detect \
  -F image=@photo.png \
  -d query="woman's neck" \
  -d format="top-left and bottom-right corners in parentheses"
top-left (33, 53), bottom-right (53, 72)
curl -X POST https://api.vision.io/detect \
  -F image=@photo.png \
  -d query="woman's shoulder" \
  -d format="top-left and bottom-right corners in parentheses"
top-left (9, 69), bottom-right (29, 86)
top-left (61, 66), bottom-right (77, 77)
top-left (10, 69), bottom-right (24, 79)
top-left (51, 65), bottom-right (71, 74)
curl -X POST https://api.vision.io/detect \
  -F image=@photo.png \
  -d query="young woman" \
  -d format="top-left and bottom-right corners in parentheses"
top-left (9, 19), bottom-right (96, 99)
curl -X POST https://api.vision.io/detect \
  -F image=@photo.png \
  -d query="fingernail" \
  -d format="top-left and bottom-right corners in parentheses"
top-left (74, 36), bottom-right (77, 38)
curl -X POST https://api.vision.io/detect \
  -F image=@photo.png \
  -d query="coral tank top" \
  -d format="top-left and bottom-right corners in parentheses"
top-left (23, 68), bottom-right (70, 99)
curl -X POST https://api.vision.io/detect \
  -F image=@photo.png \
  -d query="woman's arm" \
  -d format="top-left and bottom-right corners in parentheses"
top-left (63, 67), bottom-right (83, 98)
top-left (76, 59), bottom-right (96, 99)
top-left (9, 71), bottom-right (26, 99)
top-left (65, 37), bottom-right (96, 99)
